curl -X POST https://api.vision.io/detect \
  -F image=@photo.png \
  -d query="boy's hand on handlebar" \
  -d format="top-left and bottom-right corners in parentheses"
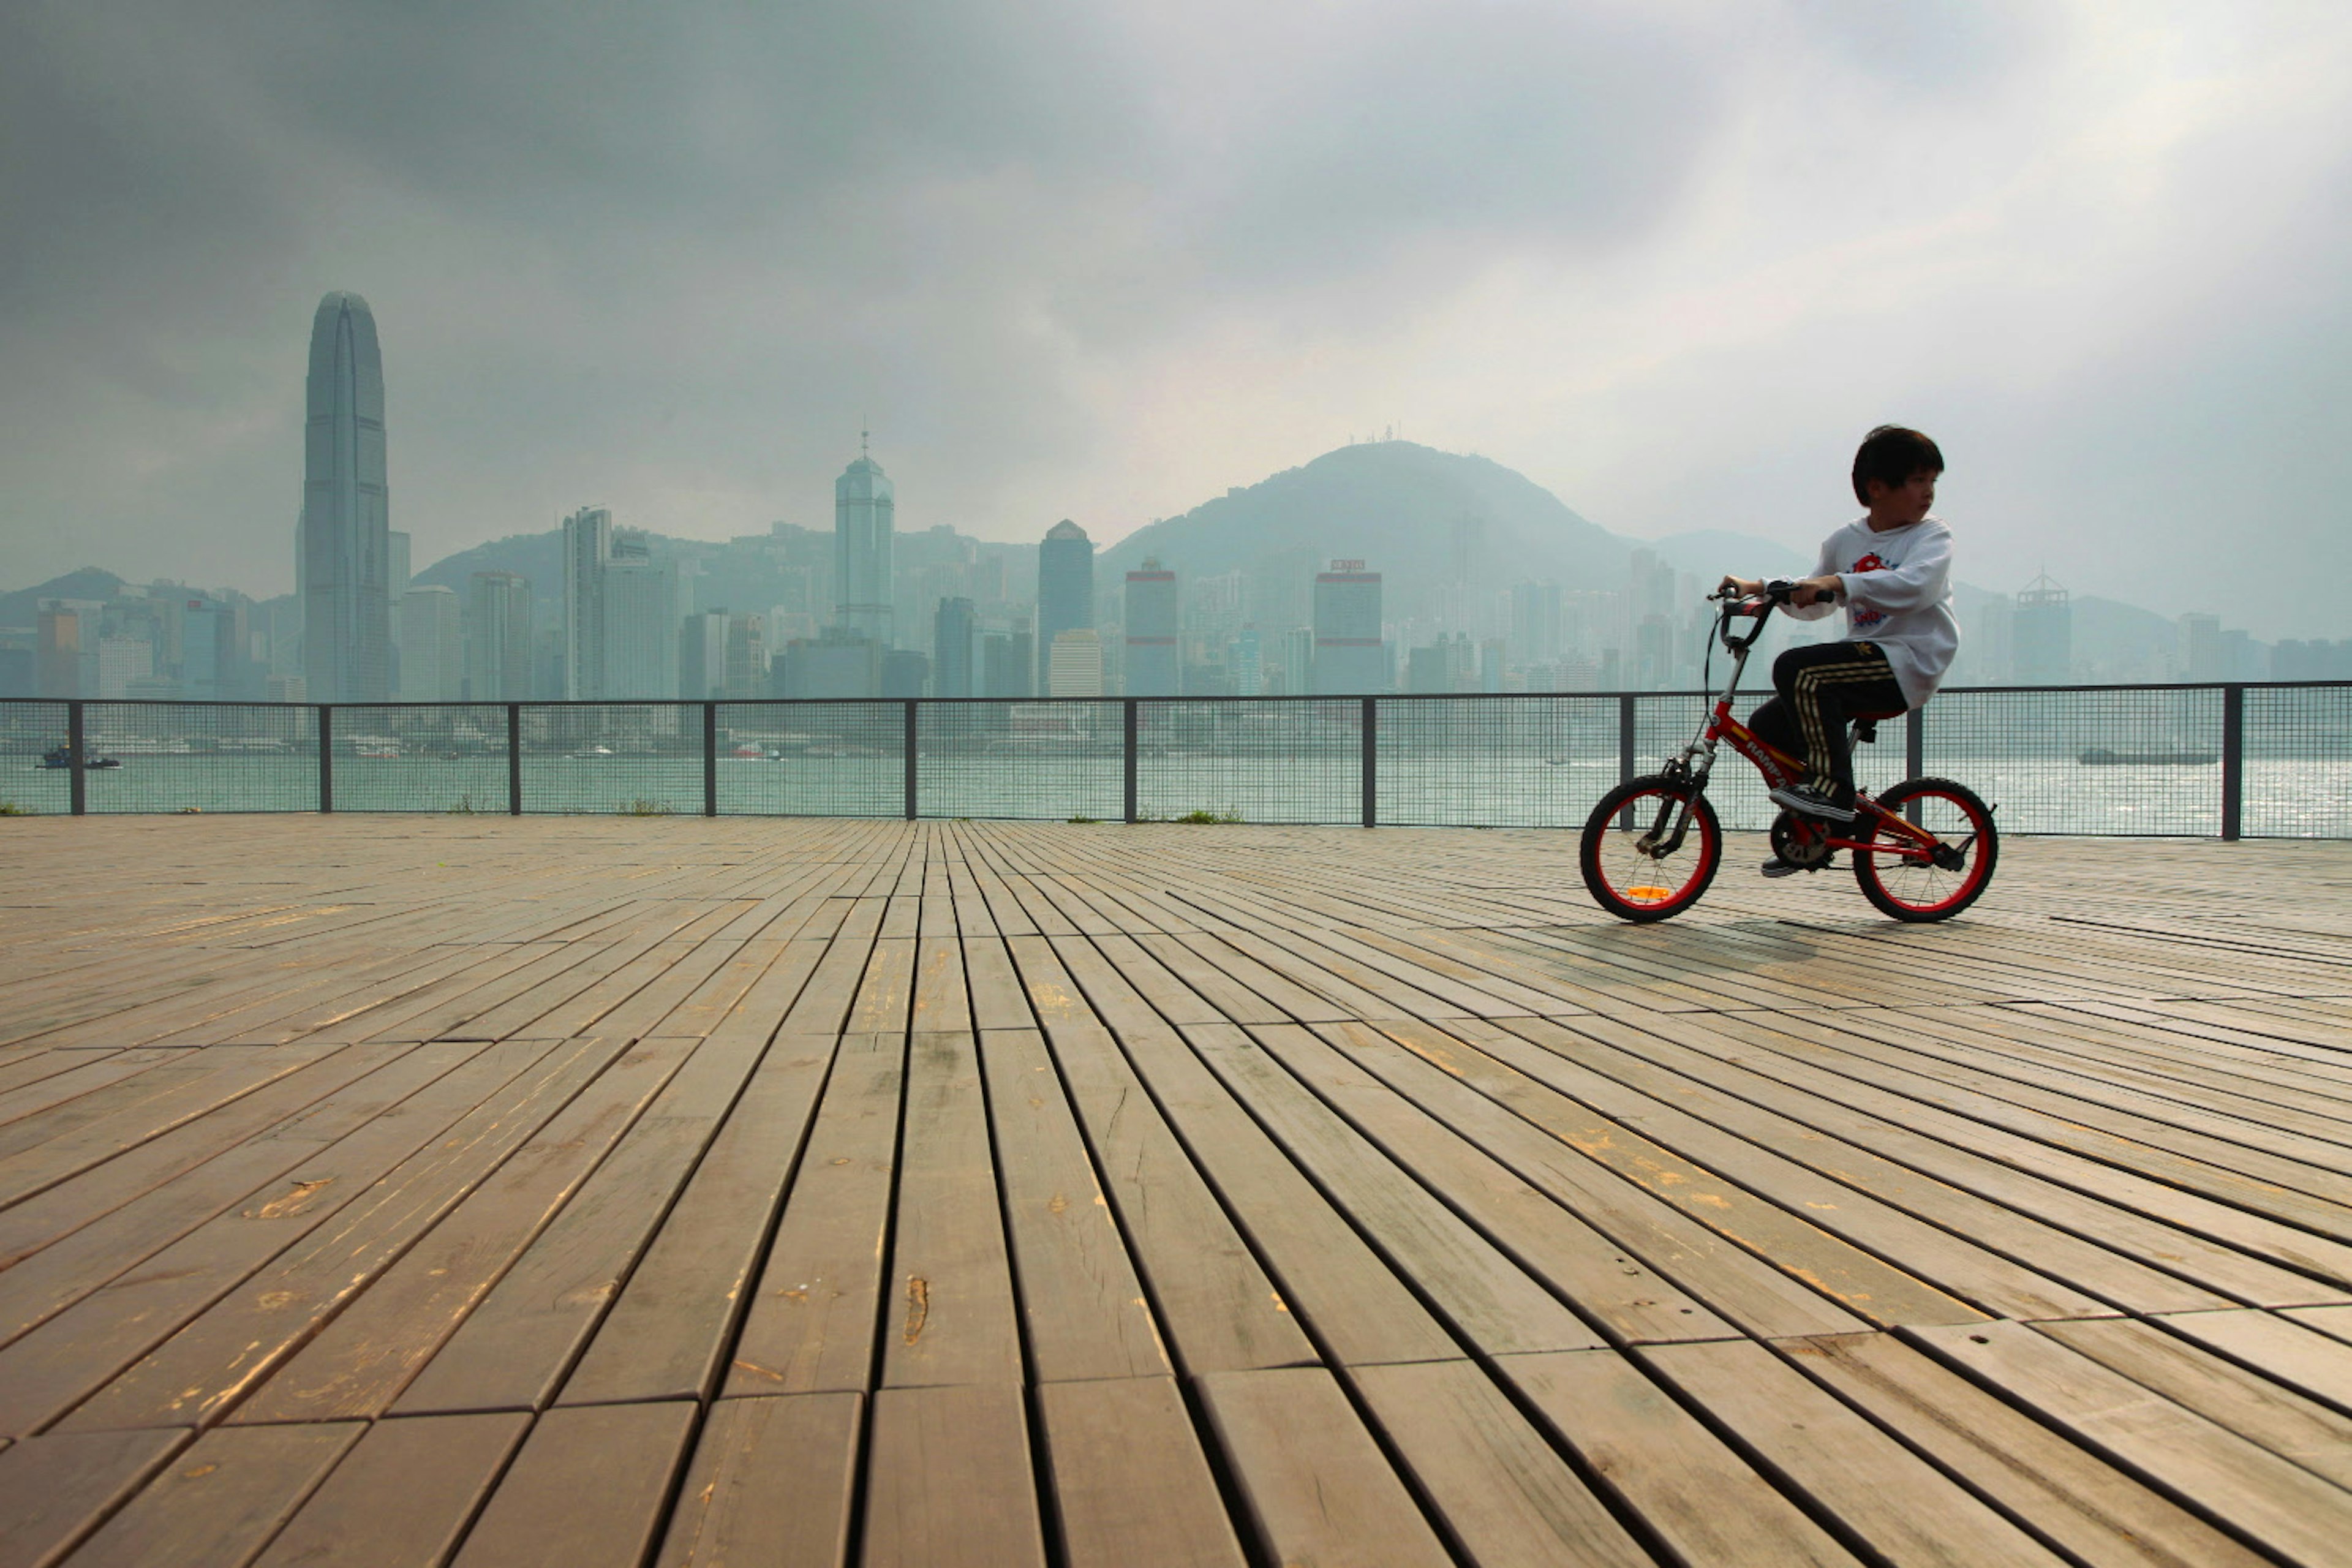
top-left (1788, 574), bottom-right (1844, 608)
top-left (1716, 575), bottom-right (1763, 599)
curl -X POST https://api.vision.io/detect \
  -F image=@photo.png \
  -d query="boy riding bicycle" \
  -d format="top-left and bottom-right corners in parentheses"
top-left (1719, 426), bottom-right (1958, 862)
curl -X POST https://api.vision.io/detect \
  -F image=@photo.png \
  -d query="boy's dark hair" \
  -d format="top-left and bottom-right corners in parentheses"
top-left (1851, 425), bottom-right (1943, 503)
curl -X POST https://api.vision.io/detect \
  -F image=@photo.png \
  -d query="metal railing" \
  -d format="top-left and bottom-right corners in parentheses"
top-left (4, 683), bottom-right (2347, 837)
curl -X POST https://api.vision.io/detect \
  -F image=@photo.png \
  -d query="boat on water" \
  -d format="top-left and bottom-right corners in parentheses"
top-left (39, 747), bottom-right (121, 770)
top-left (568, 744), bottom-right (617, 760)
top-left (2078, 745), bottom-right (2218, 766)
top-left (353, 746), bottom-right (402, 759)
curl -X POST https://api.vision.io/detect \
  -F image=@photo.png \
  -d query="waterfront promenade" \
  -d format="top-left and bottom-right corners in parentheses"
top-left (1, 816), bottom-right (2350, 1566)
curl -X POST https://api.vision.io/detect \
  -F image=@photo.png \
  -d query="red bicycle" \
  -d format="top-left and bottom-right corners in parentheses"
top-left (1580, 582), bottom-right (1997, 922)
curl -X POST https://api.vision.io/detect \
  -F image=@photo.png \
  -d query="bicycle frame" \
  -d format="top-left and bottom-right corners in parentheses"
top-left (1635, 594), bottom-right (1959, 868)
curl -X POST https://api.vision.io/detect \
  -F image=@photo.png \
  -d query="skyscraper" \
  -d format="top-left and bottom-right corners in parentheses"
top-left (602, 535), bottom-right (680, 700)
top-left (835, 442), bottom-right (895, 645)
top-left (300, 292), bottom-right (392, 701)
top-left (467, 571), bottom-right (533, 700)
top-left (933, 596), bottom-right (978, 698)
top-left (562, 507), bottom-right (611, 699)
top-left (1123, 559), bottom-right (1178, 697)
top-left (1036, 520), bottom-right (1093, 692)
top-left (2015, 573), bottom-right (2072, 684)
top-left (398, 586), bottom-right (464, 701)
top-left (1312, 563), bottom-right (1385, 694)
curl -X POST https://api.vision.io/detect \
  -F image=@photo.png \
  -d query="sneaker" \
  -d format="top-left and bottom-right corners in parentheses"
top-left (1760, 858), bottom-right (1801, 878)
top-left (1767, 782), bottom-right (1856, 823)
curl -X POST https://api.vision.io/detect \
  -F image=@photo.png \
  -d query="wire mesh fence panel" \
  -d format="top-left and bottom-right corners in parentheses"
top-left (715, 701), bottom-right (905, 817)
top-left (2245, 684), bottom-right (2352, 838)
top-left (918, 700), bottom-right (1121, 821)
top-left (78, 703), bottom-right (321, 813)
top-left (1376, 696), bottom-right (1616, 828)
top-left (1921, 687), bottom-right (2224, 835)
top-left (331, 704), bottom-right (511, 813)
top-left (0, 701), bottom-right (75, 815)
top-left (1137, 699), bottom-right (1362, 824)
top-left (519, 704), bottom-right (701, 816)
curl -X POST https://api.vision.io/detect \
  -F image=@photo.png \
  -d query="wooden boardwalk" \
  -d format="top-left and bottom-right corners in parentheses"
top-left (1, 815), bottom-right (2350, 1567)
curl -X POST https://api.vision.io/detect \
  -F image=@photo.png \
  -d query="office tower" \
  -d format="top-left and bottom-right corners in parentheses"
top-left (835, 442), bottom-right (895, 644)
top-left (779, 627), bottom-right (883, 699)
top-left (37, 603), bottom-right (83, 699)
top-left (1406, 644), bottom-right (1451, 694)
top-left (2014, 573), bottom-right (2071, 684)
top-left (181, 598), bottom-right (236, 700)
top-left (468, 571), bottom-right (533, 700)
top-left (1036, 520), bottom-right (1093, 691)
top-left (562, 507), bottom-right (612, 698)
top-left (1311, 563), bottom-right (1384, 694)
top-left (398, 586), bottom-right (464, 700)
top-left (1509, 581), bottom-right (1563, 668)
top-left (603, 536), bottom-right (680, 700)
top-left (982, 625), bottom-right (1034, 699)
top-left (883, 650), bottom-right (929, 699)
top-left (1123, 560), bottom-right (1178, 697)
top-left (680, 611), bottom-right (729, 699)
top-left (97, 636), bottom-right (154, 699)
top-left (1048, 629), bottom-right (1104, 697)
top-left (2179, 613), bottom-right (2225, 682)
top-left (300, 292), bottom-right (392, 701)
top-left (933, 597), bottom-right (978, 698)
top-left (725, 614), bottom-right (769, 699)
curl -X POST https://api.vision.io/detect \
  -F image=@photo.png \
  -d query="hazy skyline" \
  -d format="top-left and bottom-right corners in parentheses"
top-left (4, 1), bottom-right (2348, 636)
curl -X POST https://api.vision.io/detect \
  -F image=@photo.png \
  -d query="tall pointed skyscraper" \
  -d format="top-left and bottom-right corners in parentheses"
top-left (834, 438), bottom-right (895, 645)
top-left (299, 292), bottom-right (391, 701)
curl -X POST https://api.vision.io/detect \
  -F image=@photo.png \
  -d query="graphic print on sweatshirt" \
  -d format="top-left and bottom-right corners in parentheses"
top-left (1846, 552), bottom-right (1888, 630)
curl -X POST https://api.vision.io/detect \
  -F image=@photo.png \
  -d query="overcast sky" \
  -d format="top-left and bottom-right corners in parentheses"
top-left (4, 0), bottom-right (2348, 635)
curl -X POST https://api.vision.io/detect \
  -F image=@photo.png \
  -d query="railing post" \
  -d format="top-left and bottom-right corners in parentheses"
top-left (67, 700), bottom-right (86, 816)
top-left (2220, 683), bottom-right (2244, 842)
top-left (507, 703), bottom-right (523, 815)
top-left (703, 702), bottom-right (718, 818)
top-left (1905, 704), bottom-right (1925, 824)
top-left (317, 705), bottom-right (334, 813)
top-left (1360, 696), bottom-right (1378, 828)
top-left (904, 700), bottom-right (919, 821)
top-left (1617, 693), bottom-right (1638, 829)
top-left (1123, 699), bottom-right (1139, 824)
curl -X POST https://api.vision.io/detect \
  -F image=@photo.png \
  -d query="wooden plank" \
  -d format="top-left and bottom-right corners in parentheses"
top-left (1185, 1021), bottom-right (1605, 1357)
top-left (1638, 1336), bottom-right (2073, 1565)
top-left (1035, 1376), bottom-right (1246, 1568)
top-left (0, 1038), bottom-right (545, 1436)
top-left (228, 1035), bottom-right (703, 1423)
top-left (725, 1034), bottom-right (903, 1398)
top-left (1782, 1332), bottom-right (2275, 1568)
top-left (978, 1027), bottom-right (1167, 1382)
top-left (2035, 1315), bottom-right (2352, 1490)
top-left (1908, 1318), bottom-right (2352, 1567)
top-left (249, 1411), bottom-right (532, 1568)
top-left (393, 1034), bottom-right (820, 1415)
top-left (2154, 1306), bottom-right (2352, 1415)
top-left (54, 1036), bottom-right (624, 1433)
top-left (883, 1031), bottom-right (1024, 1390)
top-left (1349, 1358), bottom-right (1656, 1567)
top-left (858, 1384), bottom-right (1046, 1568)
top-left (0, 1428), bottom-right (190, 1568)
top-left (1496, 1348), bottom-right (1865, 1568)
top-left (59, 1421), bottom-right (364, 1568)
top-left (449, 1401), bottom-right (698, 1568)
top-left (1193, 1366), bottom-right (1453, 1568)
top-left (556, 1028), bottom-right (832, 1406)
top-left (655, 1392), bottom-right (861, 1568)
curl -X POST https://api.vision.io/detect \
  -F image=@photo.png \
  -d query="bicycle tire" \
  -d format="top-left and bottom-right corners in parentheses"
top-left (1852, 776), bottom-right (1998, 921)
top-left (1580, 775), bottom-right (1722, 922)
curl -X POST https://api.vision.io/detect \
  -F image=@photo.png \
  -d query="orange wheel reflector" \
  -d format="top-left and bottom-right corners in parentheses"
top-left (1626, 886), bottom-right (1675, 902)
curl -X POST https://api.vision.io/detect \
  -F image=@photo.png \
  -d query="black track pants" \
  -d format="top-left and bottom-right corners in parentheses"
top-left (1747, 641), bottom-right (1906, 807)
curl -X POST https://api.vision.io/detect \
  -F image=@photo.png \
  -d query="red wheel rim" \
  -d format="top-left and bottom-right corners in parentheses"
top-left (1591, 790), bottom-right (1717, 913)
top-left (1862, 788), bottom-right (1991, 914)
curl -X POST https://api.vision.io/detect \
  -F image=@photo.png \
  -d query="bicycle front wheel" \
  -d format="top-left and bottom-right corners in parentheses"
top-left (1853, 777), bottom-right (1997, 921)
top-left (1580, 775), bottom-right (1721, 922)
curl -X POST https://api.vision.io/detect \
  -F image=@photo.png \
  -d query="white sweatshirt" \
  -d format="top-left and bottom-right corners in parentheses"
top-left (1784, 514), bottom-right (1959, 708)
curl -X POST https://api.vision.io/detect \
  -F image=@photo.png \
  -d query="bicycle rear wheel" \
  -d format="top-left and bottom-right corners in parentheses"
top-left (1852, 777), bottom-right (1997, 921)
top-left (1580, 775), bottom-right (1721, 922)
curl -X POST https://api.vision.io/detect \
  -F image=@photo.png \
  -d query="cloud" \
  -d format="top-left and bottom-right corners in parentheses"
top-left (1, 0), bottom-right (2347, 636)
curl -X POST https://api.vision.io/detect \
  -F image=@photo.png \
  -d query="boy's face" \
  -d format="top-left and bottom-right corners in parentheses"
top-left (1866, 470), bottom-right (1938, 527)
